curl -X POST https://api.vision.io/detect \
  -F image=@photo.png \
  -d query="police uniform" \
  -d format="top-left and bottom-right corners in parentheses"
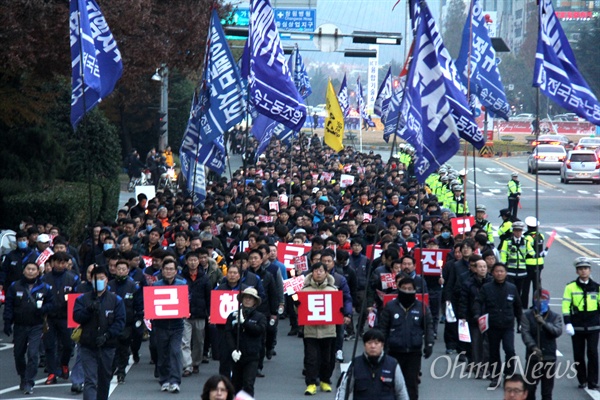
top-left (475, 205), bottom-right (494, 244)
top-left (507, 173), bottom-right (521, 218)
top-left (523, 217), bottom-right (545, 309)
top-left (562, 259), bottom-right (600, 389)
top-left (3, 276), bottom-right (55, 393)
top-left (500, 222), bottom-right (528, 307)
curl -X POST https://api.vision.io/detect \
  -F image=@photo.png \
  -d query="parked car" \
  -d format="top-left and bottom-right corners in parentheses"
top-left (560, 150), bottom-right (600, 184)
top-left (513, 113), bottom-right (535, 120)
top-left (574, 137), bottom-right (600, 150)
top-left (530, 134), bottom-right (573, 150)
top-left (527, 145), bottom-right (567, 173)
top-left (553, 113), bottom-right (580, 122)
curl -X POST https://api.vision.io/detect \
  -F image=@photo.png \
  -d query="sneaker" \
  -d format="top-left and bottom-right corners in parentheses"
top-left (578, 383), bottom-right (587, 389)
top-left (117, 375), bottom-right (125, 384)
top-left (45, 374), bottom-right (57, 385)
top-left (168, 383), bottom-right (180, 393)
top-left (320, 382), bottom-right (332, 392)
top-left (335, 350), bottom-right (344, 362)
top-left (182, 370), bottom-right (192, 377)
top-left (256, 369), bottom-right (265, 378)
top-left (23, 386), bottom-right (33, 395)
top-left (304, 384), bottom-right (317, 395)
top-left (192, 366), bottom-right (200, 374)
top-left (61, 365), bottom-right (70, 380)
top-left (71, 383), bottom-right (83, 393)
top-left (266, 350), bottom-right (273, 360)
top-left (201, 356), bottom-right (209, 364)
top-left (288, 328), bottom-right (298, 336)
top-left (161, 383), bottom-right (170, 392)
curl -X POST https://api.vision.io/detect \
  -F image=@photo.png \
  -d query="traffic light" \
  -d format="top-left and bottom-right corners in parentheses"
top-left (158, 111), bottom-right (168, 137)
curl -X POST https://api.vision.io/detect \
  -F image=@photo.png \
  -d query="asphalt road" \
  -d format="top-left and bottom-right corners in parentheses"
top-left (0, 154), bottom-right (599, 400)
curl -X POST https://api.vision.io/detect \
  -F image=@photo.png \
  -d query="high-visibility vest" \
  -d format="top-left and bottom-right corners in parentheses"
top-left (524, 231), bottom-right (545, 267)
top-left (507, 180), bottom-right (521, 196)
top-left (562, 280), bottom-right (600, 331)
top-left (500, 237), bottom-right (527, 277)
top-left (476, 219), bottom-right (494, 243)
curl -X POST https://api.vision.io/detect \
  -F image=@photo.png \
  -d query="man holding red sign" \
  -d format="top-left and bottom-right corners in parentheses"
top-left (150, 257), bottom-right (188, 393)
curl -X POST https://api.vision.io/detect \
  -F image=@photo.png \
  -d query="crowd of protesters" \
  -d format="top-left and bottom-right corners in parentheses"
top-left (1, 133), bottom-right (593, 399)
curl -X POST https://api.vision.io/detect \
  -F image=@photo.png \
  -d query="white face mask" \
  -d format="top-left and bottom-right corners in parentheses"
top-left (321, 233), bottom-right (329, 239)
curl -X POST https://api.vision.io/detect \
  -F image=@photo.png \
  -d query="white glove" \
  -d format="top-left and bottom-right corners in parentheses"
top-left (565, 323), bottom-right (575, 336)
top-left (231, 350), bottom-right (242, 363)
top-left (238, 310), bottom-right (245, 324)
top-left (540, 250), bottom-right (548, 257)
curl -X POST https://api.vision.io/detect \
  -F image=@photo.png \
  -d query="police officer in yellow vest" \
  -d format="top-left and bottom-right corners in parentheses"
top-left (475, 205), bottom-right (493, 244)
top-left (447, 185), bottom-right (469, 217)
top-left (500, 221), bottom-right (528, 309)
top-left (507, 172), bottom-right (521, 219)
top-left (523, 217), bottom-right (545, 309)
top-left (563, 258), bottom-right (600, 390)
top-left (497, 208), bottom-right (513, 249)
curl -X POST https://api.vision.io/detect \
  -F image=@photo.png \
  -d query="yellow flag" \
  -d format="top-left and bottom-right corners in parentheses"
top-left (324, 79), bottom-right (344, 152)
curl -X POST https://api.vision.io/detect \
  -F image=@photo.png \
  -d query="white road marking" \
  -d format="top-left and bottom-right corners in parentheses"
top-left (577, 190), bottom-right (590, 194)
top-left (489, 189), bottom-right (502, 194)
top-left (586, 228), bottom-right (600, 234)
top-left (586, 388), bottom-right (600, 400)
top-left (0, 343), bottom-right (14, 351)
top-left (553, 227), bottom-right (573, 233)
top-left (576, 233), bottom-right (600, 240)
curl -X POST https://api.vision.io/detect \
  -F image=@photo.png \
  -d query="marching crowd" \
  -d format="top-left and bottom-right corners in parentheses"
top-left (1, 135), bottom-right (599, 400)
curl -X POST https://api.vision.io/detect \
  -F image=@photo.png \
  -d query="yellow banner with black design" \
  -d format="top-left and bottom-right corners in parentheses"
top-left (324, 79), bottom-right (344, 152)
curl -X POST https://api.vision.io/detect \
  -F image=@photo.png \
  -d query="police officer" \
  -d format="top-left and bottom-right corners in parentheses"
top-left (523, 217), bottom-right (545, 309)
top-left (474, 205), bottom-right (494, 244)
top-left (377, 278), bottom-right (434, 400)
top-left (108, 260), bottom-right (143, 384)
top-left (447, 185), bottom-right (470, 217)
top-left (73, 266), bottom-right (126, 400)
top-left (507, 172), bottom-right (521, 219)
top-left (42, 252), bottom-right (80, 384)
top-left (500, 221), bottom-right (528, 308)
top-left (497, 208), bottom-right (514, 250)
top-left (336, 329), bottom-right (409, 400)
top-left (562, 258), bottom-right (599, 390)
top-left (3, 262), bottom-right (55, 394)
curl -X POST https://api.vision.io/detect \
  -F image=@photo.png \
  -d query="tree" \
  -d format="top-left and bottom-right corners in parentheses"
top-left (574, 17), bottom-right (600, 101)
top-left (442, 0), bottom-right (467, 61)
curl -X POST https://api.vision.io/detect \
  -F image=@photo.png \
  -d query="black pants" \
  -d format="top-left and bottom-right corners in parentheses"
top-left (13, 324), bottom-right (43, 387)
top-left (80, 345), bottom-right (115, 400)
top-left (218, 328), bottom-right (232, 377)
top-left (130, 324), bottom-right (143, 359)
top-left (507, 275), bottom-right (527, 310)
top-left (572, 330), bottom-right (599, 387)
top-left (113, 327), bottom-right (132, 376)
top-left (392, 351), bottom-right (421, 400)
top-left (429, 289), bottom-right (442, 335)
top-left (522, 266), bottom-right (543, 309)
top-left (266, 317), bottom-right (277, 352)
top-left (525, 358), bottom-right (556, 400)
top-left (43, 318), bottom-right (73, 376)
top-left (487, 327), bottom-right (516, 381)
top-left (232, 358), bottom-right (259, 396)
top-left (285, 294), bottom-right (298, 330)
top-left (303, 337), bottom-right (334, 385)
top-left (444, 320), bottom-right (458, 351)
top-left (508, 196), bottom-right (519, 218)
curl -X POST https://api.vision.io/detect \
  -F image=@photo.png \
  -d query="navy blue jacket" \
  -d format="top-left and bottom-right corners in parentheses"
top-left (3, 277), bottom-right (55, 326)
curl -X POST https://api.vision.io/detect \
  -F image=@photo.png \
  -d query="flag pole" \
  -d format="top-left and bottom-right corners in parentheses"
top-left (534, 0), bottom-right (542, 352)
top-left (463, 0), bottom-right (476, 216)
top-left (75, 6), bottom-right (97, 263)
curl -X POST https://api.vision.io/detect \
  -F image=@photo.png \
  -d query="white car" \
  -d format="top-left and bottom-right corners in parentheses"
top-left (560, 150), bottom-right (600, 184)
top-left (527, 145), bottom-right (567, 173)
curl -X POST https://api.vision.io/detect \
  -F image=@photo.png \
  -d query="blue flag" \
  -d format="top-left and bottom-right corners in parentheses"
top-left (198, 10), bottom-right (246, 145)
top-left (383, 45), bottom-right (412, 143)
top-left (70, 0), bottom-right (123, 129)
top-left (179, 151), bottom-right (206, 206)
top-left (337, 74), bottom-right (350, 117)
top-left (374, 66), bottom-right (393, 122)
top-left (180, 92), bottom-right (227, 176)
top-left (401, 0), bottom-right (483, 182)
top-left (356, 77), bottom-right (370, 121)
top-left (287, 49), bottom-right (312, 99)
top-left (247, 0), bottom-right (307, 131)
top-left (251, 114), bottom-right (276, 159)
top-left (456, 0), bottom-right (510, 121)
top-left (534, 0), bottom-right (600, 125)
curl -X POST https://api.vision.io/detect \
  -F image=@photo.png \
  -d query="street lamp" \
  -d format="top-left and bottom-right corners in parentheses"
top-left (152, 64), bottom-right (169, 151)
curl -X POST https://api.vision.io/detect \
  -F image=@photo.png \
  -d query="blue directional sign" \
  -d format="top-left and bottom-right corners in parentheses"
top-left (231, 8), bottom-right (250, 26)
top-left (274, 8), bottom-right (316, 32)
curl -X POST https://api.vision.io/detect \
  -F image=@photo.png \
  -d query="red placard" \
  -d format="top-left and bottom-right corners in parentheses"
top-left (258, 215), bottom-right (274, 223)
top-left (142, 256), bottom-right (153, 267)
top-left (297, 291), bottom-right (344, 326)
top-left (451, 216), bottom-right (475, 236)
top-left (209, 290), bottom-right (239, 324)
top-left (36, 248), bottom-right (54, 267)
top-left (294, 255), bottom-right (309, 272)
top-left (277, 242), bottom-right (312, 270)
top-left (143, 285), bottom-right (189, 319)
top-left (283, 276), bottom-right (305, 295)
top-left (366, 244), bottom-right (383, 260)
top-left (414, 248), bottom-right (451, 276)
top-left (268, 201), bottom-right (279, 212)
top-left (67, 293), bottom-right (83, 328)
top-left (380, 273), bottom-right (396, 290)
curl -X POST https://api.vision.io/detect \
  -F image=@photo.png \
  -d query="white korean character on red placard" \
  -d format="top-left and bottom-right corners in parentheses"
top-left (218, 292), bottom-right (238, 320)
top-left (422, 250), bottom-right (442, 275)
top-left (144, 286), bottom-right (189, 319)
top-left (277, 242), bottom-right (311, 269)
top-left (451, 216), bottom-right (475, 236)
top-left (307, 293), bottom-right (333, 322)
top-left (154, 288), bottom-right (180, 317)
top-left (269, 201), bottom-right (279, 211)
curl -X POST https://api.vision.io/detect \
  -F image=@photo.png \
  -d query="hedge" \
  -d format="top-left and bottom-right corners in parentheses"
top-left (1, 181), bottom-right (105, 245)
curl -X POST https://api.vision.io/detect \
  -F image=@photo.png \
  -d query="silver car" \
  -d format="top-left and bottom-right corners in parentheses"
top-left (560, 150), bottom-right (600, 184)
top-left (527, 145), bottom-right (567, 173)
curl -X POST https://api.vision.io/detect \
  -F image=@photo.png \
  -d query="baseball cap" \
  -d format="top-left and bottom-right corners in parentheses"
top-left (37, 234), bottom-right (51, 243)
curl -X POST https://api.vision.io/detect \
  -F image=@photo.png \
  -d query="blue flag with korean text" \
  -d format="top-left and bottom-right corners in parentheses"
top-left (533, 0), bottom-right (600, 125)
top-left (251, 114), bottom-right (276, 159)
top-left (357, 77), bottom-right (375, 127)
top-left (287, 49), bottom-right (312, 99)
top-left (383, 43), bottom-right (412, 143)
top-left (180, 92), bottom-right (227, 176)
top-left (179, 151), bottom-right (207, 206)
top-left (198, 10), bottom-right (246, 145)
top-left (401, 0), bottom-right (483, 182)
top-left (337, 74), bottom-right (350, 118)
top-left (456, 0), bottom-right (510, 120)
top-left (374, 66), bottom-right (393, 122)
top-left (247, 0), bottom-right (307, 131)
top-left (70, 0), bottom-right (123, 129)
